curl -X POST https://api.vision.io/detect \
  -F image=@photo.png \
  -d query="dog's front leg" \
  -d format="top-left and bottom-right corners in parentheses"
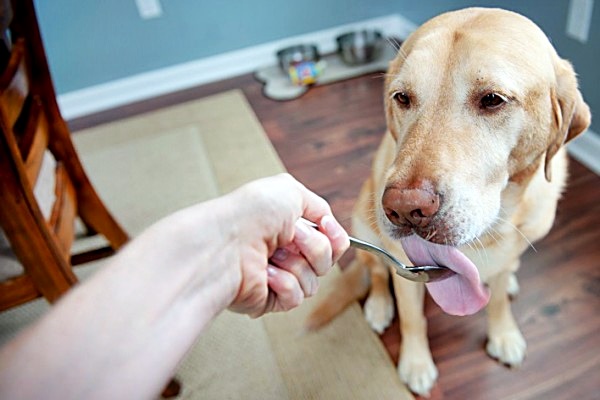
top-left (392, 272), bottom-right (438, 396)
top-left (363, 251), bottom-right (395, 333)
top-left (486, 267), bottom-right (526, 366)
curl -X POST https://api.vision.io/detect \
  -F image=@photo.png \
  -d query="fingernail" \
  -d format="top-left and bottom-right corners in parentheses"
top-left (321, 215), bottom-right (341, 239)
top-left (294, 219), bottom-right (310, 241)
top-left (267, 266), bottom-right (277, 277)
top-left (271, 248), bottom-right (288, 261)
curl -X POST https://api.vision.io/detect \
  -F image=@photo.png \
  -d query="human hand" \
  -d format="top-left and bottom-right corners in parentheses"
top-left (222, 174), bottom-right (349, 317)
top-left (0, 174), bottom-right (347, 400)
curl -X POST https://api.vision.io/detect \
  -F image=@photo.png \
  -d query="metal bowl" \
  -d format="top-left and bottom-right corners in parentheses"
top-left (276, 44), bottom-right (320, 72)
top-left (336, 30), bottom-right (384, 65)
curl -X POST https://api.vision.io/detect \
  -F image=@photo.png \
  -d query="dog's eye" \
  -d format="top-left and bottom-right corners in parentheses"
top-left (480, 93), bottom-right (506, 109)
top-left (393, 92), bottom-right (411, 108)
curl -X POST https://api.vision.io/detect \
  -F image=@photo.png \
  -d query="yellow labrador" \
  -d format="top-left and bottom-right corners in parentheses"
top-left (307, 7), bottom-right (590, 396)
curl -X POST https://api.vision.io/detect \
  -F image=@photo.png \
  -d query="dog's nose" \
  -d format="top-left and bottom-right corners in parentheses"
top-left (382, 184), bottom-right (440, 227)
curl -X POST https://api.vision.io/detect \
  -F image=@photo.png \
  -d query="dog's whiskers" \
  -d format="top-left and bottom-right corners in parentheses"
top-left (484, 225), bottom-right (504, 247)
top-left (465, 240), bottom-right (480, 264)
top-left (474, 236), bottom-right (490, 267)
top-left (369, 72), bottom-right (387, 80)
top-left (424, 229), bottom-right (437, 242)
top-left (494, 215), bottom-right (537, 252)
top-left (385, 36), bottom-right (402, 52)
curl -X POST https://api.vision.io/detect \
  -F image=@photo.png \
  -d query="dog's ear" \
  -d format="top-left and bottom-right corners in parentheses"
top-left (545, 58), bottom-right (591, 181)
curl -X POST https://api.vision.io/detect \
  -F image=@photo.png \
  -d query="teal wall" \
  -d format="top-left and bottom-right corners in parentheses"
top-left (35, 1), bottom-right (597, 131)
top-left (33, 0), bottom-right (398, 93)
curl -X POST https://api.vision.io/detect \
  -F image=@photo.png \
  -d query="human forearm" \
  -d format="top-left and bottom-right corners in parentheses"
top-left (0, 174), bottom-right (349, 399)
top-left (0, 200), bottom-right (240, 399)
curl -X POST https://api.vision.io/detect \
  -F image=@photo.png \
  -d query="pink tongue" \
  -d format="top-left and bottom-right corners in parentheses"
top-left (400, 235), bottom-right (490, 316)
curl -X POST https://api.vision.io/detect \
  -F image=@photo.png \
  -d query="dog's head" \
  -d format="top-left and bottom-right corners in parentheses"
top-left (378, 7), bottom-right (591, 247)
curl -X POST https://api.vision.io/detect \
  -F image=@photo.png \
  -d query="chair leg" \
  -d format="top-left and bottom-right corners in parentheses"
top-left (71, 246), bottom-right (116, 266)
top-left (0, 192), bottom-right (78, 305)
top-left (76, 181), bottom-right (129, 250)
top-left (80, 219), bottom-right (98, 237)
top-left (161, 377), bottom-right (181, 398)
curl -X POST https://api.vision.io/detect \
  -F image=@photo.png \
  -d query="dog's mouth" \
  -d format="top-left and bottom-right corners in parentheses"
top-left (401, 235), bottom-right (490, 316)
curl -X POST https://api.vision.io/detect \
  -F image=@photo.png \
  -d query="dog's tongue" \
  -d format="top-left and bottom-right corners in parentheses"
top-left (400, 235), bottom-right (490, 316)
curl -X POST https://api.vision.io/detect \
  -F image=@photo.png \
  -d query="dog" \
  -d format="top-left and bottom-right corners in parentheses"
top-left (306, 7), bottom-right (591, 396)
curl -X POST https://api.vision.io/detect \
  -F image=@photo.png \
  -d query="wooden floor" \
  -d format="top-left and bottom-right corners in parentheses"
top-left (70, 73), bottom-right (600, 399)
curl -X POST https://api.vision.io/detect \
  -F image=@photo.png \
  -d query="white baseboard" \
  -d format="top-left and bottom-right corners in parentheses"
top-left (568, 130), bottom-right (600, 175)
top-left (58, 14), bottom-right (416, 120)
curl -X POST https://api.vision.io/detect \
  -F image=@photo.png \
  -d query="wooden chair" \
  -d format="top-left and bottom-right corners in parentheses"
top-left (0, 0), bottom-right (129, 311)
top-left (0, 1), bottom-right (181, 396)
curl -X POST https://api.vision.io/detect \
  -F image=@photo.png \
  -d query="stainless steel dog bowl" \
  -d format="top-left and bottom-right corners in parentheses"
top-left (336, 30), bottom-right (384, 65)
top-left (276, 44), bottom-right (320, 72)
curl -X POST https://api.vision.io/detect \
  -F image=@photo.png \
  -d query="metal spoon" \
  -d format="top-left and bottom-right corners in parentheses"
top-left (302, 219), bottom-right (453, 283)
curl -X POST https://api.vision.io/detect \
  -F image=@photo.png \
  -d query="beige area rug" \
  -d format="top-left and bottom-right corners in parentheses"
top-left (0, 90), bottom-right (413, 399)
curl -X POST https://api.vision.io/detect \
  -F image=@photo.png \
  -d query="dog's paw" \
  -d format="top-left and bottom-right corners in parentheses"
top-left (363, 293), bottom-right (395, 333)
top-left (507, 273), bottom-right (520, 298)
top-left (398, 355), bottom-right (438, 397)
top-left (486, 329), bottom-right (526, 367)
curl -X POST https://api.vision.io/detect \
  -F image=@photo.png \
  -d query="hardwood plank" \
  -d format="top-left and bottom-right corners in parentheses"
top-left (70, 72), bottom-right (600, 400)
